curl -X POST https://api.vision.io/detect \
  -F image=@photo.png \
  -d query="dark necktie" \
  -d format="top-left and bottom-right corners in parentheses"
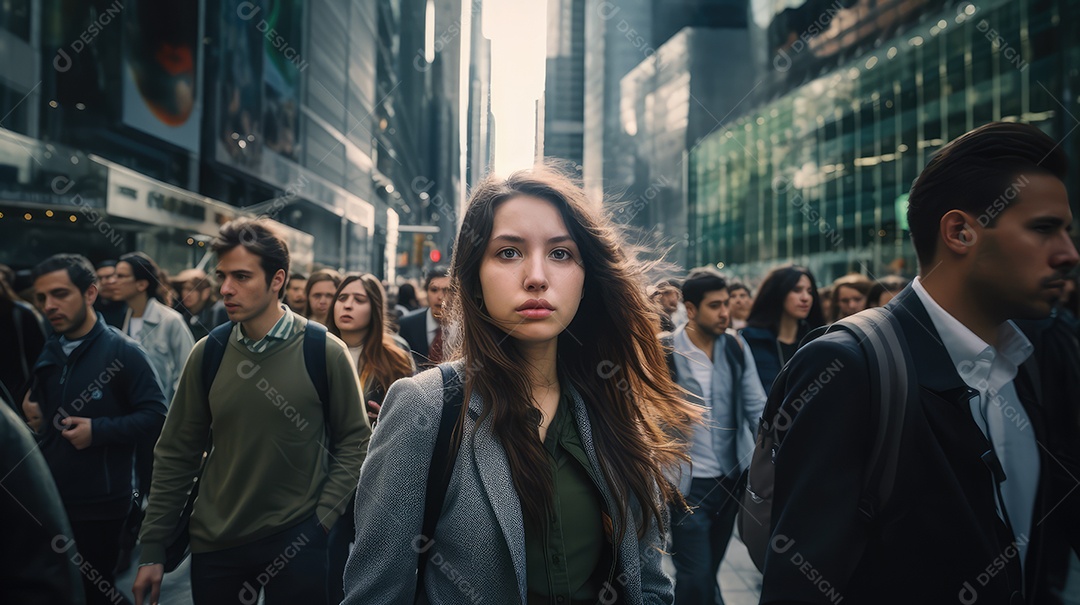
top-left (429, 325), bottom-right (444, 364)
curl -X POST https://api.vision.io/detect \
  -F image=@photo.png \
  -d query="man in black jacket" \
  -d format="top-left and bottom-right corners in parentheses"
top-left (25, 254), bottom-right (167, 605)
top-left (761, 123), bottom-right (1080, 604)
top-left (398, 266), bottom-right (450, 368)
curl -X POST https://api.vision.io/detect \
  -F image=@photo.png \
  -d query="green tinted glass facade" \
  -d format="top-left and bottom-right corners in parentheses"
top-left (689, 0), bottom-right (1080, 283)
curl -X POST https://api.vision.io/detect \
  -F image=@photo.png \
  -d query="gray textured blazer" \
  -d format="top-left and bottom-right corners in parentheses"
top-left (342, 362), bottom-right (675, 605)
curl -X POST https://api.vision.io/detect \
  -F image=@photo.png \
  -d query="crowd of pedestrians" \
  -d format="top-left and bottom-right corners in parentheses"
top-left (2, 121), bottom-right (1080, 604)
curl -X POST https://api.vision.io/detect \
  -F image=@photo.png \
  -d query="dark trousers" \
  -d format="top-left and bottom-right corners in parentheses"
top-left (670, 475), bottom-right (745, 605)
top-left (190, 515), bottom-right (329, 605)
top-left (326, 499), bottom-right (355, 604)
top-left (69, 517), bottom-right (134, 605)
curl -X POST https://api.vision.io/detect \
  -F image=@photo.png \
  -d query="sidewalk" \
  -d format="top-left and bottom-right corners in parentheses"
top-left (662, 533), bottom-right (763, 605)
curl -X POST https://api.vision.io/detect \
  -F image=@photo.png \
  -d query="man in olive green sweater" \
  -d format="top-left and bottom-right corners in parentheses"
top-left (133, 219), bottom-right (370, 605)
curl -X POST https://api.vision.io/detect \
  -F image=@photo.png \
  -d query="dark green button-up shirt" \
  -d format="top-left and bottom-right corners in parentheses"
top-left (525, 387), bottom-right (609, 603)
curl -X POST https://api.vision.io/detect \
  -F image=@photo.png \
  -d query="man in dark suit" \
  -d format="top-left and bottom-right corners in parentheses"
top-left (761, 122), bottom-right (1080, 604)
top-left (398, 267), bottom-right (450, 368)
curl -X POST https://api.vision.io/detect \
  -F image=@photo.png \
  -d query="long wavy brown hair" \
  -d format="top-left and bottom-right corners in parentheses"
top-left (327, 274), bottom-right (414, 410)
top-left (445, 167), bottom-right (700, 540)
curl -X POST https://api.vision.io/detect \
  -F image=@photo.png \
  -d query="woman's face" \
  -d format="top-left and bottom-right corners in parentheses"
top-left (836, 284), bottom-right (867, 319)
top-left (334, 280), bottom-right (372, 335)
top-left (478, 195), bottom-right (585, 347)
top-left (783, 274), bottom-right (814, 320)
top-left (308, 280), bottom-right (337, 319)
top-left (729, 288), bottom-right (753, 320)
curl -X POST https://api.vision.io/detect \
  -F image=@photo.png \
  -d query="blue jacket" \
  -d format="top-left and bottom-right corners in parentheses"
top-left (31, 314), bottom-right (167, 521)
top-left (740, 324), bottom-right (814, 396)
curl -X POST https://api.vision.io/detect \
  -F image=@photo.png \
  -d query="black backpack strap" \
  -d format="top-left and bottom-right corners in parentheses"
top-left (416, 363), bottom-right (465, 601)
top-left (722, 332), bottom-right (746, 371)
top-left (833, 308), bottom-right (913, 519)
top-left (201, 322), bottom-right (235, 400)
top-left (302, 321), bottom-right (330, 427)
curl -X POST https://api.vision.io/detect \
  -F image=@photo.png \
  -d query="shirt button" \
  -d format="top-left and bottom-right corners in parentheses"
top-left (556, 597), bottom-right (565, 604)
top-left (552, 555), bottom-right (560, 564)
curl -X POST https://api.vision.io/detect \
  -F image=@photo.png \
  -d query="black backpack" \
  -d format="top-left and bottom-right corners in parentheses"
top-left (738, 307), bottom-right (917, 572)
top-left (162, 320), bottom-right (329, 572)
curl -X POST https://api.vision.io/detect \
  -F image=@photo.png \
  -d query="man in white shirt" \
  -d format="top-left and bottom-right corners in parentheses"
top-left (668, 270), bottom-right (767, 605)
top-left (761, 122), bottom-right (1080, 604)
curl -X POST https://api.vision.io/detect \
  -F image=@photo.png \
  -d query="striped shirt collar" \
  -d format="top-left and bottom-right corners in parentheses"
top-left (236, 305), bottom-right (296, 353)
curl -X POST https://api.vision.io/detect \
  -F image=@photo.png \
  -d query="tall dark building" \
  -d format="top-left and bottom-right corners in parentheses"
top-left (580, 0), bottom-right (750, 265)
top-left (583, 0), bottom-right (651, 202)
top-left (467, 19), bottom-right (494, 188)
top-left (618, 26), bottom-right (754, 264)
top-left (541, 0), bottom-right (586, 170)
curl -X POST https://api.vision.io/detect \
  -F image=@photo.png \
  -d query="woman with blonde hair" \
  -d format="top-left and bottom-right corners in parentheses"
top-left (343, 167), bottom-right (698, 604)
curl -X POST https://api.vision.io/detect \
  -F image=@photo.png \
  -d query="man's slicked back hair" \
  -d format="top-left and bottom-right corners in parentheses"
top-left (907, 121), bottom-right (1067, 269)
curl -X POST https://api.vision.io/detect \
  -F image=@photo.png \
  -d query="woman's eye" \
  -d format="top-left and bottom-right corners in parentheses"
top-left (497, 248), bottom-right (520, 259)
top-left (551, 249), bottom-right (571, 261)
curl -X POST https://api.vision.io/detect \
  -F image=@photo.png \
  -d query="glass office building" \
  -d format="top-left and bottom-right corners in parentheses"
top-left (688, 0), bottom-right (1080, 283)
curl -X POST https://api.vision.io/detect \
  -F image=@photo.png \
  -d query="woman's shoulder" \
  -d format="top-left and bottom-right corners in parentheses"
top-left (739, 325), bottom-right (774, 342)
top-left (383, 363), bottom-right (458, 409)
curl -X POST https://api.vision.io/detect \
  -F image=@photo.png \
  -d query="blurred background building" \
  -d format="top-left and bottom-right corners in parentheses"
top-left (534, 0), bottom-right (1080, 282)
top-left (0, 0), bottom-right (493, 281)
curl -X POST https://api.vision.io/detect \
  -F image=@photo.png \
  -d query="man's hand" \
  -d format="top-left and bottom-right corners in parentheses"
top-left (132, 563), bottom-right (163, 605)
top-left (60, 416), bottom-right (93, 450)
top-left (22, 392), bottom-right (42, 432)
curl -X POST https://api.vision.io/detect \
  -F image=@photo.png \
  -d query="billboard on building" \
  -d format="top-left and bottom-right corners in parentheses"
top-left (261, 0), bottom-right (305, 162)
top-left (120, 0), bottom-right (203, 152)
top-left (216, 0), bottom-right (265, 170)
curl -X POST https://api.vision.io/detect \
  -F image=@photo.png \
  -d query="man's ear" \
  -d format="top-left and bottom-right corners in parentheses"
top-left (85, 283), bottom-right (99, 307)
top-left (684, 300), bottom-right (697, 320)
top-left (270, 269), bottom-right (287, 298)
top-left (939, 210), bottom-right (979, 257)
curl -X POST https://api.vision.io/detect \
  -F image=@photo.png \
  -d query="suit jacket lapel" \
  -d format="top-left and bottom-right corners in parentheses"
top-left (468, 392), bottom-right (528, 602)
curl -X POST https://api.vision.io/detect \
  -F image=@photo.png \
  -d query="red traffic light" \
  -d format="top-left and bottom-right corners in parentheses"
top-left (429, 249), bottom-right (442, 263)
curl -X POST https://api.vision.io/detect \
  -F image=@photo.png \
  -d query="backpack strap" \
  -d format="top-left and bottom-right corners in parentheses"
top-left (201, 321), bottom-right (234, 400)
top-left (302, 321), bottom-right (330, 428)
top-left (818, 308), bottom-right (912, 519)
top-left (722, 332), bottom-right (746, 372)
top-left (416, 363), bottom-right (465, 601)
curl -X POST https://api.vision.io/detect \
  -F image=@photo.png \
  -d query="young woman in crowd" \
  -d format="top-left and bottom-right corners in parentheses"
top-left (303, 269), bottom-right (342, 325)
top-left (343, 167), bottom-right (699, 604)
top-left (325, 272), bottom-right (415, 603)
top-left (828, 273), bottom-right (872, 322)
top-left (740, 265), bottom-right (825, 394)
